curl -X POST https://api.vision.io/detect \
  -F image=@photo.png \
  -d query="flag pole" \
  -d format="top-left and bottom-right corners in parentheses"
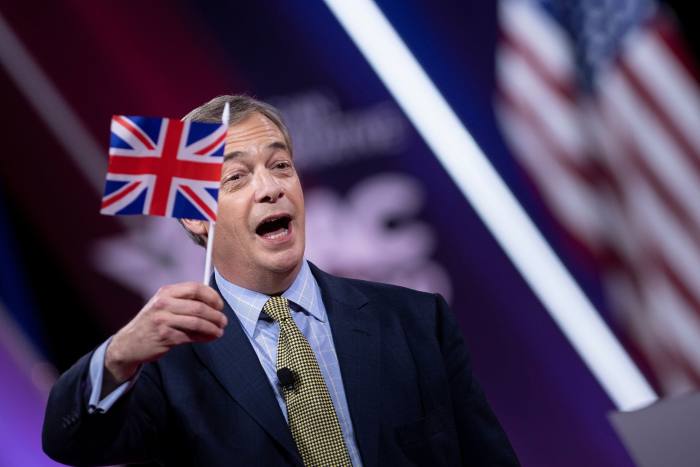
top-left (203, 102), bottom-right (229, 285)
top-left (203, 222), bottom-right (215, 284)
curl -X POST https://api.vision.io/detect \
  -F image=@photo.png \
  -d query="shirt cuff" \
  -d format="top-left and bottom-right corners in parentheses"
top-left (87, 336), bottom-right (140, 414)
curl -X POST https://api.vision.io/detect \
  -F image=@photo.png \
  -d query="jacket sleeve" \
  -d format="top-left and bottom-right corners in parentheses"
top-left (42, 350), bottom-right (167, 466)
top-left (434, 293), bottom-right (520, 467)
top-left (86, 337), bottom-right (141, 414)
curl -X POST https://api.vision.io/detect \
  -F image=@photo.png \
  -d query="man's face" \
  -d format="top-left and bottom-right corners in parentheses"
top-left (213, 112), bottom-right (305, 283)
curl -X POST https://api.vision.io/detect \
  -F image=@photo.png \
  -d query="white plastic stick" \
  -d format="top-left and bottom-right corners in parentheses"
top-left (222, 101), bottom-right (230, 127)
top-left (202, 102), bottom-right (229, 284)
top-left (203, 222), bottom-right (215, 284)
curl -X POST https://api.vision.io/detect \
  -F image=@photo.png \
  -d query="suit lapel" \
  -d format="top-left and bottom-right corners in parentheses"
top-left (310, 264), bottom-right (381, 467)
top-left (193, 282), bottom-right (302, 466)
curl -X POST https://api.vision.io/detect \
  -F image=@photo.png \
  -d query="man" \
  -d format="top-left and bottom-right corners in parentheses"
top-left (42, 95), bottom-right (519, 466)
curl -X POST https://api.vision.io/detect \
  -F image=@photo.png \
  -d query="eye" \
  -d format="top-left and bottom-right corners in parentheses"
top-left (274, 161), bottom-right (291, 170)
top-left (224, 172), bottom-right (243, 183)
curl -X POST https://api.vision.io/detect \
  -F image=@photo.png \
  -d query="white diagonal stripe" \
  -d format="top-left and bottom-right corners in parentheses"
top-left (626, 29), bottom-right (700, 150)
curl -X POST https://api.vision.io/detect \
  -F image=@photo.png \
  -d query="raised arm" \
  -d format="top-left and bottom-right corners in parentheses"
top-left (42, 282), bottom-right (227, 466)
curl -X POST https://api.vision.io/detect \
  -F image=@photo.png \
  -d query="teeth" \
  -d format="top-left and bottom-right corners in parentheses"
top-left (264, 228), bottom-right (288, 240)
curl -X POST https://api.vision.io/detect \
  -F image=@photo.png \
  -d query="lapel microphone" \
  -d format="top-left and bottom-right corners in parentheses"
top-left (277, 367), bottom-right (296, 390)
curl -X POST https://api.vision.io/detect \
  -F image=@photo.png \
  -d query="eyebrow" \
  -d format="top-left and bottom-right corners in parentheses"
top-left (223, 141), bottom-right (289, 161)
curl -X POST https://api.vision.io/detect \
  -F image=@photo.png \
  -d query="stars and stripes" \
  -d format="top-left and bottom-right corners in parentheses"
top-left (101, 115), bottom-right (225, 221)
top-left (495, 0), bottom-right (700, 394)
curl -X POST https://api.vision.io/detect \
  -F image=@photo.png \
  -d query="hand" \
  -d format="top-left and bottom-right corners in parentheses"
top-left (103, 282), bottom-right (227, 390)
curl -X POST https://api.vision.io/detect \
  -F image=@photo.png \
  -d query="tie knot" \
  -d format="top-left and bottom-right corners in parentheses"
top-left (263, 296), bottom-right (292, 323)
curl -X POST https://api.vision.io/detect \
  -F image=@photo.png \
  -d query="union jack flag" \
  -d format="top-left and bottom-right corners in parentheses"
top-left (100, 115), bottom-right (226, 221)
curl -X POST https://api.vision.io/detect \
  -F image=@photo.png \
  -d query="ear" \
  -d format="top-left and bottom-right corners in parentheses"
top-left (181, 218), bottom-right (208, 237)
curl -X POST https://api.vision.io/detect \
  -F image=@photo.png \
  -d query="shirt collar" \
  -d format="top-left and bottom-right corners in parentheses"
top-left (214, 260), bottom-right (326, 338)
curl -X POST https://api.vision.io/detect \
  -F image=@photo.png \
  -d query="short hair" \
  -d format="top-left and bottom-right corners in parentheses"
top-left (179, 94), bottom-right (293, 247)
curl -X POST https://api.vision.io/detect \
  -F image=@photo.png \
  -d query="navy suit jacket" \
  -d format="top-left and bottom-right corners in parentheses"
top-left (43, 264), bottom-right (519, 466)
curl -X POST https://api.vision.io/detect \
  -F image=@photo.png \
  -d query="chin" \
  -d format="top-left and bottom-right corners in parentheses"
top-left (261, 247), bottom-right (304, 275)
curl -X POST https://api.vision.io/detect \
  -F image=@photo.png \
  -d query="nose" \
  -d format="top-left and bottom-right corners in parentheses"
top-left (254, 170), bottom-right (284, 203)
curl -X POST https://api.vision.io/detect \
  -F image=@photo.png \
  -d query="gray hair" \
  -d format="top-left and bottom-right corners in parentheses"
top-left (179, 94), bottom-right (293, 247)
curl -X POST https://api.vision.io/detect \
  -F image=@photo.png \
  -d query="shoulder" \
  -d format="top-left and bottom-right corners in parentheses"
top-left (341, 275), bottom-right (438, 308)
top-left (310, 262), bottom-right (448, 326)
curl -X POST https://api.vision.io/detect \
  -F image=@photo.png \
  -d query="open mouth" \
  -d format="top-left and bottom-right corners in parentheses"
top-left (255, 214), bottom-right (292, 240)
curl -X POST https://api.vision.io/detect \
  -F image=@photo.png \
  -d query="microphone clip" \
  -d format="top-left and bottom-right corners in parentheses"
top-left (277, 367), bottom-right (296, 391)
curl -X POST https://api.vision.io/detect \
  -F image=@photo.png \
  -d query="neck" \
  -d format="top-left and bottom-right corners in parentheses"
top-left (215, 260), bottom-right (303, 295)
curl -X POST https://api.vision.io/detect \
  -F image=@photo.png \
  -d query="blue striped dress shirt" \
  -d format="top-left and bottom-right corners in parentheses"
top-left (214, 260), bottom-right (362, 466)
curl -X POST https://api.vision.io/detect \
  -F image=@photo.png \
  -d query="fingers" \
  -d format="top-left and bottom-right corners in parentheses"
top-left (108, 283), bottom-right (230, 372)
top-left (148, 324), bottom-right (215, 349)
top-left (149, 282), bottom-right (228, 329)
top-left (158, 282), bottom-right (225, 311)
top-left (167, 314), bottom-right (224, 340)
top-left (151, 295), bottom-right (227, 328)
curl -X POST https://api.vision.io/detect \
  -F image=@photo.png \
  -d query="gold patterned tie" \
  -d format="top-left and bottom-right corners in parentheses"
top-left (263, 296), bottom-right (352, 467)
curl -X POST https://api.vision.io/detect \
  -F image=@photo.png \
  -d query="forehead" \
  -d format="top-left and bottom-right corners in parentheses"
top-left (224, 112), bottom-right (286, 154)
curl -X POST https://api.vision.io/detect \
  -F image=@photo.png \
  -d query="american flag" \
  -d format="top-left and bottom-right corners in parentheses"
top-left (495, 0), bottom-right (700, 395)
top-left (101, 115), bottom-right (226, 222)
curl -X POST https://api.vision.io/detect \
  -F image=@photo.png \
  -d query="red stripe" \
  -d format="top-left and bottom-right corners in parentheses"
top-left (180, 185), bottom-right (216, 221)
top-left (114, 115), bottom-right (156, 150)
top-left (634, 228), bottom-right (700, 333)
top-left (664, 344), bottom-right (700, 389)
top-left (613, 321), bottom-right (664, 394)
top-left (632, 328), bottom-right (700, 393)
top-left (150, 120), bottom-right (183, 216)
top-left (107, 156), bottom-right (222, 180)
top-left (626, 141), bottom-right (700, 243)
top-left (657, 253), bottom-right (700, 314)
top-left (596, 98), bottom-right (700, 243)
top-left (497, 89), bottom-right (613, 191)
top-left (500, 30), bottom-right (578, 102)
top-left (652, 15), bottom-right (700, 82)
top-left (617, 57), bottom-right (700, 180)
top-left (101, 180), bottom-right (141, 209)
top-left (194, 131), bottom-right (226, 156)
